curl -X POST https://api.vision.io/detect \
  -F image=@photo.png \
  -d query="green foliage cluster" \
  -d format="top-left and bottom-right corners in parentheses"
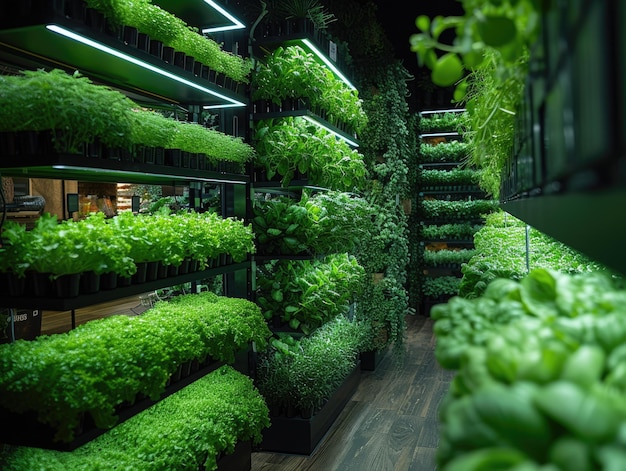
top-left (112, 209), bottom-right (255, 266)
top-left (131, 109), bottom-right (254, 165)
top-left (423, 248), bottom-right (476, 267)
top-left (420, 167), bottom-right (481, 188)
top-left (0, 209), bottom-right (255, 279)
top-left (420, 222), bottom-right (483, 241)
top-left (359, 66), bottom-right (412, 200)
top-left (85, 0), bottom-right (252, 82)
top-left (410, 0), bottom-right (541, 196)
top-left (420, 199), bottom-right (499, 220)
top-left (0, 366), bottom-right (269, 471)
top-left (256, 315), bottom-right (365, 414)
top-left (422, 275), bottom-right (462, 299)
top-left (253, 117), bottom-right (367, 191)
top-left (419, 141), bottom-right (470, 164)
top-left (460, 212), bottom-right (608, 298)
top-left (418, 111), bottom-right (467, 134)
top-left (355, 276), bottom-right (408, 357)
top-left (255, 253), bottom-right (365, 334)
top-left (0, 292), bottom-right (271, 443)
top-left (252, 190), bottom-right (374, 256)
top-left (0, 69), bottom-right (134, 153)
top-left (251, 45), bottom-right (368, 133)
top-left (432, 269), bottom-right (626, 470)
top-left (0, 69), bottom-right (254, 163)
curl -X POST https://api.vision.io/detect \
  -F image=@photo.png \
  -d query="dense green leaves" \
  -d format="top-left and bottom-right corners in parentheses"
top-left (0, 292), bottom-right (271, 442)
top-left (0, 366), bottom-right (269, 470)
top-left (434, 267), bottom-right (626, 470)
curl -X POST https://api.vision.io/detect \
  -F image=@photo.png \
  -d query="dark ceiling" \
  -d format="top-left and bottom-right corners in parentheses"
top-left (373, 0), bottom-right (464, 79)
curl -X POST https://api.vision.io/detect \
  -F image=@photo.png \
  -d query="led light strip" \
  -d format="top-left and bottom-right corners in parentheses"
top-left (202, 0), bottom-right (245, 33)
top-left (300, 39), bottom-right (356, 90)
top-left (301, 115), bottom-right (359, 147)
top-left (46, 25), bottom-right (246, 108)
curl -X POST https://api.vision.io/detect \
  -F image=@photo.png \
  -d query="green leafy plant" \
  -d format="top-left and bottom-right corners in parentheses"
top-left (256, 315), bottom-right (365, 416)
top-left (420, 199), bottom-right (499, 220)
top-left (253, 117), bottom-right (368, 191)
top-left (255, 253), bottom-right (365, 333)
top-left (423, 248), bottom-right (476, 267)
top-left (0, 292), bottom-right (271, 443)
top-left (418, 111), bottom-right (467, 134)
top-left (0, 69), bottom-right (135, 153)
top-left (252, 190), bottom-right (374, 256)
top-left (459, 211), bottom-right (609, 298)
top-left (419, 140), bottom-right (470, 164)
top-left (432, 269), bottom-right (626, 470)
top-left (251, 45), bottom-right (368, 133)
top-left (420, 222), bottom-right (483, 241)
top-left (421, 275), bottom-right (462, 299)
top-left (0, 366), bottom-right (269, 471)
top-left (86, 0), bottom-right (252, 83)
top-left (420, 167), bottom-right (481, 188)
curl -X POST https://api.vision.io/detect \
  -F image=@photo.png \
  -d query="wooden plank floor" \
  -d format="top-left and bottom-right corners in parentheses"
top-left (251, 314), bottom-right (455, 471)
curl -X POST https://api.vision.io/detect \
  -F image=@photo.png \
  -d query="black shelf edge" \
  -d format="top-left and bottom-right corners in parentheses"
top-left (501, 189), bottom-right (626, 275)
top-left (418, 162), bottom-right (463, 169)
top-left (0, 14), bottom-right (246, 108)
top-left (2, 262), bottom-right (250, 311)
top-left (0, 153), bottom-right (249, 185)
top-left (419, 188), bottom-right (486, 196)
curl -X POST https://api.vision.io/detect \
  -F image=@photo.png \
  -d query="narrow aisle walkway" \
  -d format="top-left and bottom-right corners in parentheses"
top-left (251, 314), bottom-right (455, 471)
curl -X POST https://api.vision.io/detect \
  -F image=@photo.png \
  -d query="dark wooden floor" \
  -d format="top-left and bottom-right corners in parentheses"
top-left (251, 314), bottom-right (455, 471)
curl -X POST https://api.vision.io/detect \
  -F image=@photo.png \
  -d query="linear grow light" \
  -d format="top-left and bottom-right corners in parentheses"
top-left (301, 115), bottom-right (359, 148)
top-left (201, 0), bottom-right (245, 33)
top-left (300, 39), bottom-right (356, 90)
top-left (46, 25), bottom-right (246, 108)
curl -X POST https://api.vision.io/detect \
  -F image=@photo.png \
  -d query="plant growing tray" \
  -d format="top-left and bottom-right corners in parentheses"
top-left (258, 362), bottom-right (360, 455)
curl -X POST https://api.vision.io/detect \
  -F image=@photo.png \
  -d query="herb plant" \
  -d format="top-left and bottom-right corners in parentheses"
top-left (255, 253), bottom-right (365, 333)
top-left (0, 366), bottom-right (269, 471)
top-left (0, 292), bottom-right (271, 443)
top-left (256, 315), bottom-right (365, 416)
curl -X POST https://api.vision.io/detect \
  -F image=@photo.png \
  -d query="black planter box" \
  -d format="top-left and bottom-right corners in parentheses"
top-left (360, 348), bottom-right (387, 371)
top-left (214, 440), bottom-right (252, 471)
top-left (258, 362), bottom-right (360, 455)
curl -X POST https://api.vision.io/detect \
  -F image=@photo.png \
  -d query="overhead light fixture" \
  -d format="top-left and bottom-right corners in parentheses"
top-left (300, 39), bottom-right (356, 90)
top-left (301, 115), bottom-right (359, 147)
top-left (46, 25), bottom-right (246, 108)
top-left (201, 0), bottom-right (245, 33)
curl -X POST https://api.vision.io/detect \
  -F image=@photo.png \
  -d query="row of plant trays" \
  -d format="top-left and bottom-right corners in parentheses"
top-left (0, 131), bottom-right (244, 175)
top-left (0, 348), bottom-right (250, 451)
top-left (58, 0), bottom-right (241, 93)
top-left (0, 254), bottom-right (235, 299)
